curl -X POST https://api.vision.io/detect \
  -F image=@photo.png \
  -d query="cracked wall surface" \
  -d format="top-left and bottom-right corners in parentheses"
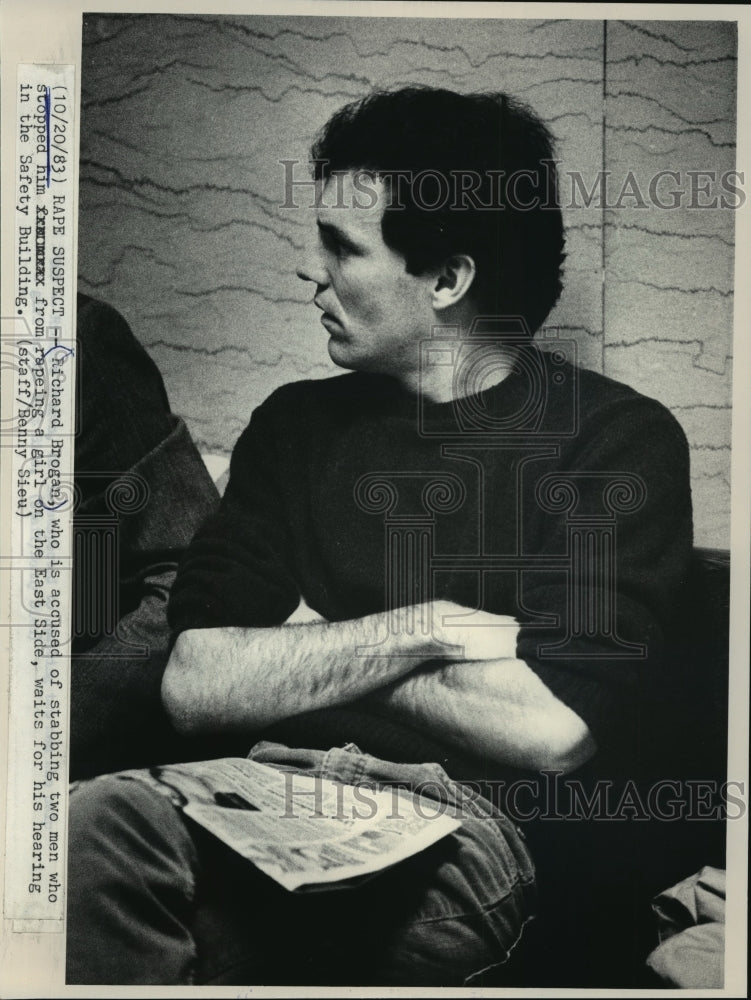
top-left (603, 20), bottom-right (735, 548)
top-left (79, 14), bottom-right (736, 547)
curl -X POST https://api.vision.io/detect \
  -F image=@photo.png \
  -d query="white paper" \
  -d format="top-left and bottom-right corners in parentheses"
top-left (118, 757), bottom-right (461, 892)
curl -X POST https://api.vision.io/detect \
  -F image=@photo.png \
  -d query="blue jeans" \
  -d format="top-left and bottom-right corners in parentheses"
top-left (66, 741), bottom-right (535, 986)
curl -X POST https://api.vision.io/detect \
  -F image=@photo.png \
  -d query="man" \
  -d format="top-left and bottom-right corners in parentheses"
top-left (66, 88), bottom-right (692, 986)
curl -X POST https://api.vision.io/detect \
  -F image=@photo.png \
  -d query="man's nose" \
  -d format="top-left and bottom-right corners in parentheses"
top-left (296, 246), bottom-right (327, 287)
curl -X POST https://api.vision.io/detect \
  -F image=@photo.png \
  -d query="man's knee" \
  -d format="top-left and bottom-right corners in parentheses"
top-left (67, 775), bottom-right (200, 985)
top-left (364, 813), bottom-right (536, 985)
top-left (68, 774), bottom-right (197, 879)
top-left (72, 775), bottom-right (165, 832)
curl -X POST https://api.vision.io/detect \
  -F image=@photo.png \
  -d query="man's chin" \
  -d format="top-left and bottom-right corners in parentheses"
top-left (327, 337), bottom-right (358, 371)
top-left (327, 337), bottom-right (395, 378)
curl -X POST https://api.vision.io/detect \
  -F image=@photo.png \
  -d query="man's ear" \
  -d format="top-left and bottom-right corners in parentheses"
top-left (431, 254), bottom-right (477, 311)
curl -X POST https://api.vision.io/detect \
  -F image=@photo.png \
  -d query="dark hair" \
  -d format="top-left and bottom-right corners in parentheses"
top-left (311, 86), bottom-right (565, 336)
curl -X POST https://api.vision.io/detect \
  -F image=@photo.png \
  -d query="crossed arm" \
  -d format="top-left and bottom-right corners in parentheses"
top-left (161, 602), bottom-right (596, 774)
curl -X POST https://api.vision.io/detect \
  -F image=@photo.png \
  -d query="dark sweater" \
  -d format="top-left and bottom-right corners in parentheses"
top-left (168, 345), bottom-right (693, 778)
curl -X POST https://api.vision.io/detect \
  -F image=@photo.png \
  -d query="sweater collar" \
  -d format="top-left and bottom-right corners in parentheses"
top-left (365, 343), bottom-right (547, 436)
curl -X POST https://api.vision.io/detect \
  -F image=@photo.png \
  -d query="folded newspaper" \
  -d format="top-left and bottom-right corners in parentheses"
top-left (117, 758), bottom-right (461, 892)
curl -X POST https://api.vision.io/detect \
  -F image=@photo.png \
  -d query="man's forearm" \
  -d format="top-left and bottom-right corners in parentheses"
top-left (162, 601), bottom-right (519, 736)
top-left (162, 612), bottom-right (431, 734)
top-left (366, 658), bottom-right (597, 774)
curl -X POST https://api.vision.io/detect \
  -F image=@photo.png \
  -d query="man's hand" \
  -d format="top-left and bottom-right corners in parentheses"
top-left (429, 600), bottom-right (520, 662)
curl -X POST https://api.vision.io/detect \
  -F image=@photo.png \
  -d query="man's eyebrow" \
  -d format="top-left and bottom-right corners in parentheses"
top-left (316, 219), bottom-right (361, 247)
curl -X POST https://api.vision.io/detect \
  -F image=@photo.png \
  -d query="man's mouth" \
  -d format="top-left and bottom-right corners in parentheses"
top-left (315, 300), bottom-right (343, 333)
top-left (320, 312), bottom-right (343, 335)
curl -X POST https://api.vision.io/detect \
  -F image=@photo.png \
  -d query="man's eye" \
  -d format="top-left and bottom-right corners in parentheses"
top-left (321, 231), bottom-right (352, 257)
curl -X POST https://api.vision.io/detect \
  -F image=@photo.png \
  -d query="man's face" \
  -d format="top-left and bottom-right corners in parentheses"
top-left (296, 172), bottom-right (438, 379)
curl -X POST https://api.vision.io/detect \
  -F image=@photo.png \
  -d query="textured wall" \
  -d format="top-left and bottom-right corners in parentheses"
top-left (602, 20), bottom-right (736, 548)
top-left (78, 14), bottom-right (736, 546)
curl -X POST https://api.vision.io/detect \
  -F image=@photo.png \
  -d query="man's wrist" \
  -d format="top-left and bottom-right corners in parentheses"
top-left (380, 601), bottom-right (469, 661)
